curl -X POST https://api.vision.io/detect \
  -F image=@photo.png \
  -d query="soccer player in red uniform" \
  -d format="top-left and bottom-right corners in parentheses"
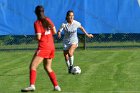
top-left (21, 5), bottom-right (61, 92)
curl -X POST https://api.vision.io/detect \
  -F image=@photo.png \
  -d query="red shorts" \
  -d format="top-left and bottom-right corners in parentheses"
top-left (36, 49), bottom-right (55, 58)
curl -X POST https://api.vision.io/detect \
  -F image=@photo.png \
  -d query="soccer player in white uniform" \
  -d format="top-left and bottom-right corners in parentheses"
top-left (57, 10), bottom-right (93, 73)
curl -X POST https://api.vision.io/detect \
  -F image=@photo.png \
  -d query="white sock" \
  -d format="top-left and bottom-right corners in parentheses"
top-left (69, 56), bottom-right (74, 66)
top-left (66, 60), bottom-right (70, 68)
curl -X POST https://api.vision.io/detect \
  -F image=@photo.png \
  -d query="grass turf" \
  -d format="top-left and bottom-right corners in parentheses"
top-left (0, 49), bottom-right (140, 93)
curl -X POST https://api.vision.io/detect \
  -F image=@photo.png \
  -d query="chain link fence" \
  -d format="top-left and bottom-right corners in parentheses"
top-left (0, 33), bottom-right (140, 51)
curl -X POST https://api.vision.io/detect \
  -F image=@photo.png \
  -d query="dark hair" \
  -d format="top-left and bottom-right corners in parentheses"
top-left (35, 5), bottom-right (44, 16)
top-left (65, 10), bottom-right (74, 20)
top-left (35, 5), bottom-right (52, 29)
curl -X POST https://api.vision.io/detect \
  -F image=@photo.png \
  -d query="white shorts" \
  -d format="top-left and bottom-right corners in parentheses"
top-left (63, 42), bottom-right (78, 50)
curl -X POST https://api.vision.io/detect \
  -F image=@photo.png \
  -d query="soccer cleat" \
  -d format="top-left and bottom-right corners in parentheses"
top-left (68, 65), bottom-right (73, 73)
top-left (54, 86), bottom-right (61, 91)
top-left (21, 85), bottom-right (35, 92)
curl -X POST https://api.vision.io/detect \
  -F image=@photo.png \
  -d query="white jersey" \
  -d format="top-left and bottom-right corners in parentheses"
top-left (59, 20), bottom-right (81, 44)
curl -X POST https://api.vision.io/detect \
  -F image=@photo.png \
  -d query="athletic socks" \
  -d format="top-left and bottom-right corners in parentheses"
top-left (48, 71), bottom-right (58, 87)
top-left (68, 56), bottom-right (74, 73)
top-left (28, 70), bottom-right (60, 91)
top-left (66, 60), bottom-right (70, 68)
top-left (69, 56), bottom-right (74, 66)
top-left (30, 69), bottom-right (36, 85)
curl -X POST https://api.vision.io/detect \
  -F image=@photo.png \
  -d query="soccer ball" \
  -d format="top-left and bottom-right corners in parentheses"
top-left (71, 66), bottom-right (81, 74)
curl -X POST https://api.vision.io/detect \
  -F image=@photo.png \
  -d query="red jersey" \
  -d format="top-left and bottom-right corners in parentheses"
top-left (34, 17), bottom-right (55, 50)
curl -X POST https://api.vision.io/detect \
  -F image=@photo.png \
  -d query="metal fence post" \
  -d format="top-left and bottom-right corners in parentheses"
top-left (84, 34), bottom-right (87, 50)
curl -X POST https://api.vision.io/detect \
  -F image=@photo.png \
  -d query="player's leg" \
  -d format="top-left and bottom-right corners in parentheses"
top-left (68, 44), bottom-right (77, 57)
top-left (63, 50), bottom-right (70, 71)
top-left (43, 58), bottom-right (61, 91)
top-left (69, 44), bottom-right (77, 65)
top-left (68, 44), bottom-right (78, 73)
top-left (29, 55), bottom-right (44, 85)
top-left (63, 42), bottom-right (71, 68)
top-left (21, 55), bottom-right (44, 92)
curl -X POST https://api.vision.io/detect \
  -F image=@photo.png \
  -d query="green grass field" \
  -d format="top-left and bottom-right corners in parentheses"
top-left (0, 49), bottom-right (140, 93)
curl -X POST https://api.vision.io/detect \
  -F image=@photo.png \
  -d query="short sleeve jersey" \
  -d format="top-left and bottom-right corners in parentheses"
top-left (59, 20), bottom-right (81, 44)
top-left (34, 17), bottom-right (55, 50)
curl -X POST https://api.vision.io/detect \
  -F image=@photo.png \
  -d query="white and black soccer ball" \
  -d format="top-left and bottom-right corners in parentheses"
top-left (71, 66), bottom-right (81, 74)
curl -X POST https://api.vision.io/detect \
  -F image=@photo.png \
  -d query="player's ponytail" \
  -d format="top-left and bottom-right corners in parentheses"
top-left (35, 5), bottom-right (52, 30)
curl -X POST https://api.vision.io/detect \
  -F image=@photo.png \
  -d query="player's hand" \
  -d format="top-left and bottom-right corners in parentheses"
top-left (87, 34), bottom-right (93, 38)
top-left (58, 34), bottom-right (61, 39)
top-left (57, 31), bottom-right (61, 39)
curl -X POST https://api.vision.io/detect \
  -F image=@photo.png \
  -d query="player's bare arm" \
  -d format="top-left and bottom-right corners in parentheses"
top-left (57, 30), bottom-right (61, 39)
top-left (79, 26), bottom-right (93, 38)
top-left (36, 33), bottom-right (41, 40)
top-left (52, 27), bottom-right (57, 35)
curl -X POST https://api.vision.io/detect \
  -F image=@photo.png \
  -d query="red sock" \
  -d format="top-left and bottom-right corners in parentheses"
top-left (48, 71), bottom-right (58, 87)
top-left (30, 70), bottom-right (36, 85)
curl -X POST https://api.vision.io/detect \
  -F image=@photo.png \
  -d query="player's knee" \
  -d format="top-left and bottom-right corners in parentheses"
top-left (44, 66), bottom-right (52, 72)
top-left (30, 66), bottom-right (36, 71)
top-left (30, 64), bottom-right (37, 70)
top-left (68, 51), bottom-right (73, 57)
